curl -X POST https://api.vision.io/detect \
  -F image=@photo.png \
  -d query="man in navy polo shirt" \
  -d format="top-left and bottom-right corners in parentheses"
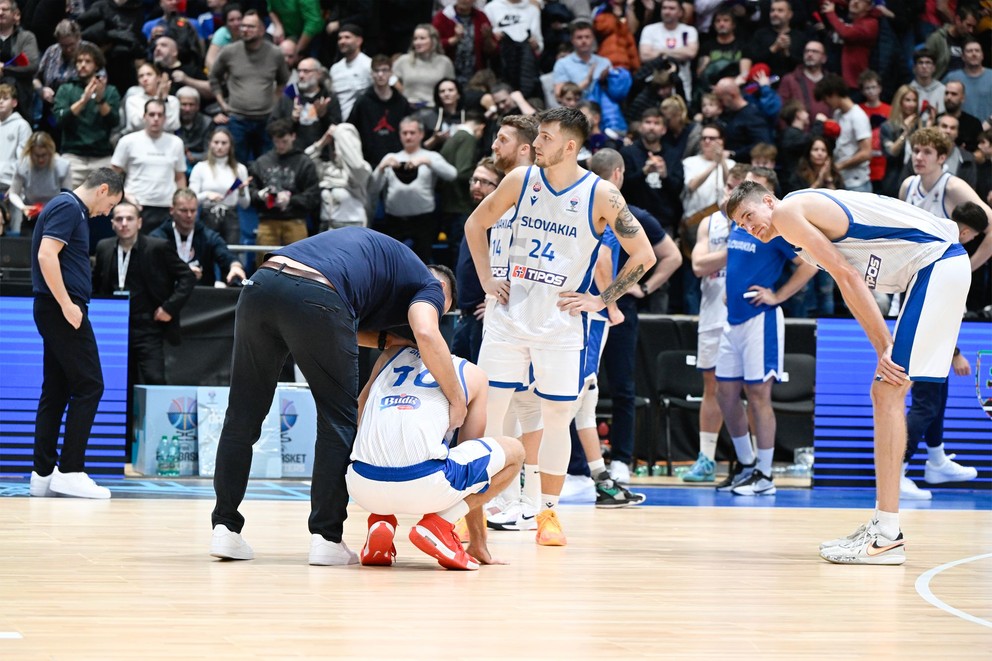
top-left (29, 167), bottom-right (124, 500)
top-left (210, 228), bottom-right (465, 566)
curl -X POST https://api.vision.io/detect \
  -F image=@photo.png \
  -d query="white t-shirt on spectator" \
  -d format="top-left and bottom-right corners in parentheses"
top-left (485, 0), bottom-right (543, 53)
top-left (111, 131), bottom-right (187, 207)
top-left (638, 22), bottom-right (698, 99)
top-left (681, 154), bottom-right (735, 219)
top-left (833, 104), bottom-right (873, 190)
top-left (330, 52), bottom-right (373, 121)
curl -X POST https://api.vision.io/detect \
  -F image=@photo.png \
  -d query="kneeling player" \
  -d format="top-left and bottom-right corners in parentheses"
top-left (346, 346), bottom-right (524, 570)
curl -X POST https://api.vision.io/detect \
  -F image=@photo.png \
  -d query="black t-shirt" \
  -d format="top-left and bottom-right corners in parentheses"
top-left (31, 192), bottom-right (94, 302)
top-left (699, 36), bottom-right (744, 85)
top-left (273, 227), bottom-right (445, 330)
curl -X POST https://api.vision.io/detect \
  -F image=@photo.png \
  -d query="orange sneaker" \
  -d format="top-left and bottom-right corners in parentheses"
top-left (453, 516), bottom-right (470, 543)
top-left (408, 514), bottom-right (480, 570)
top-left (535, 509), bottom-right (567, 546)
top-left (360, 514), bottom-right (398, 566)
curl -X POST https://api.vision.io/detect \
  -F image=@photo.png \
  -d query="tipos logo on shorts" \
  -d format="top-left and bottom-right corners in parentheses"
top-left (491, 265), bottom-right (508, 278)
top-left (864, 254), bottom-right (882, 289)
top-left (511, 264), bottom-right (566, 287)
top-left (380, 394), bottom-right (421, 410)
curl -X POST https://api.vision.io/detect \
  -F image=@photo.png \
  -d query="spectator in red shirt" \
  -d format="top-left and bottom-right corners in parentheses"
top-left (822, 0), bottom-right (879, 91)
top-left (432, 0), bottom-right (495, 87)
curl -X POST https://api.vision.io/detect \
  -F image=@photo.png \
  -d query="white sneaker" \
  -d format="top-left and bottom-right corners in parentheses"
top-left (210, 524), bottom-right (254, 560)
top-left (608, 461), bottom-right (631, 485)
top-left (924, 455), bottom-right (978, 484)
top-left (49, 470), bottom-right (111, 499)
top-left (819, 520), bottom-right (906, 565)
top-left (560, 474), bottom-right (596, 503)
top-left (900, 474), bottom-right (932, 500)
top-left (486, 497), bottom-right (538, 531)
top-left (30, 470), bottom-right (56, 497)
top-left (483, 495), bottom-right (509, 518)
top-left (730, 469), bottom-right (777, 496)
top-left (819, 522), bottom-right (870, 551)
top-left (517, 497), bottom-right (538, 530)
top-left (309, 535), bottom-right (359, 566)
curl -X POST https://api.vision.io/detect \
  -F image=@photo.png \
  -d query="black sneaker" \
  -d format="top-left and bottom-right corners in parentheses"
top-left (618, 484), bottom-right (647, 505)
top-left (730, 469), bottom-right (777, 496)
top-left (595, 478), bottom-right (646, 508)
top-left (715, 460), bottom-right (755, 492)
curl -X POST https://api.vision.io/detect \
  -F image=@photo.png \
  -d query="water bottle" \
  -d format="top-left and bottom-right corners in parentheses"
top-left (167, 435), bottom-right (181, 476)
top-left (156, 435), bottom-right (170, 476)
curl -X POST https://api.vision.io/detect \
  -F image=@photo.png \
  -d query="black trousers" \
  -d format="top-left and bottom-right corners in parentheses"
top-left (905, 380), bottom-right (949, 463)
top-left (450, 308), bottom-right (483, 365)
top-left (375, 213), bottom-right (436, 263)
top-left (32, 296), bottom-right (105, 474)
top-left (211, 268), bottom-right (359, 542)
top-left (600, 296), bottom-right (639, 465)
top-left (139, 206), bottom-right (172, 235)
top-left (130, 321), bottom-right (167, 386)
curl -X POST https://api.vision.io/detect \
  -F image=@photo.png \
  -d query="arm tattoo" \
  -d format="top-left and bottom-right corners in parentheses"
top-left (614, 205), bottom-right (642, 238)
top-left (600, 264), bottom-right (645, 306)
top-left (608, 191), bottom-right (622, 210)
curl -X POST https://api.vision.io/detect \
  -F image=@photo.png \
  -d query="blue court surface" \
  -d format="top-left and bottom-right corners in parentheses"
top-left (1, 477), bottom-right (988, 512)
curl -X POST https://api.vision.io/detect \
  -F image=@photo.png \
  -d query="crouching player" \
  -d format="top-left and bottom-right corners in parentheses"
top-left (346, 344), bottom-right (524, 570)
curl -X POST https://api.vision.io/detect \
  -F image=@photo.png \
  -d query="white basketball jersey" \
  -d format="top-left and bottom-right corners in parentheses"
top-left (786, 189), bottom-right (958, 294)
top-left (351, 347), bottom-right (468, 467)
top-left (484, 206), bottom-right (515, 321)
top-left (485, 165), bottom-right (604, 349)
top-left (698, 210), bottom-right (730, 332)
top-left (903, 172), bottom-right (953, 218)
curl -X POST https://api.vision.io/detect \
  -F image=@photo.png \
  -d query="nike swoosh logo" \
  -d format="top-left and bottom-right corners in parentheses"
top-left (520, 514), bottom-right (535, 521)
top-left (866, 540), bottom-right (904, 556)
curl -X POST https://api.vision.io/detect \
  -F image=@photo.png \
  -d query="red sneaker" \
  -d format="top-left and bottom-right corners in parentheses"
top-left (360, 514), bottom-right (398, 566)
top-left (408, 514), bottom-right (480, 570)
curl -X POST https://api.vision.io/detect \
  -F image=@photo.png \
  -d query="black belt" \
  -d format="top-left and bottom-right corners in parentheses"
top-left (258, 260), bottom-right (335, 290)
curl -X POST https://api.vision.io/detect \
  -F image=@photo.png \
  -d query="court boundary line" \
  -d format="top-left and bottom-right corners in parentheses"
top-left (915, 553), bottom-right (992, 629)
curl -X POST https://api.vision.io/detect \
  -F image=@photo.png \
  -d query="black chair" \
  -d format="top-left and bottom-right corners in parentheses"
top-left (772, 354), bottom-right (816, 413)
top-left (652, 349), bottom-right (705, 475)
top-left (634, 314), bottom-right (683, 402)
top-left (772, 353), bottom-right (816, 458)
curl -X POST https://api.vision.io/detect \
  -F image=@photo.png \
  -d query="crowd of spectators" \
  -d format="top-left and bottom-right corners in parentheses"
top-left (0, 0), bottom-right (990, 314)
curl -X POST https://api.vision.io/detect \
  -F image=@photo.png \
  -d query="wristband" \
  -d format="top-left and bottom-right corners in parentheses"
top-left (378, 330), bottom-right (388, 351)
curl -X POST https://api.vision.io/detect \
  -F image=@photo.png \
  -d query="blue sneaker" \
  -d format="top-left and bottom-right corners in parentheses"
top-left (682, 452), bottom-right (716, 483)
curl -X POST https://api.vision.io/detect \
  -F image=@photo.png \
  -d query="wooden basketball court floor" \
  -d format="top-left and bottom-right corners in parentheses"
top-left (1, 479), bottom-right (990, 660)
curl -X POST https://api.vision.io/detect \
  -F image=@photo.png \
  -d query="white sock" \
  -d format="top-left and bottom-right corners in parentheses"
top-left (756, 448), bottom-right (774, 476)
top-left (522, 464), bottom-right (541, 503)
top-left (588, 459), bottom-right (607, 481)
top-left (699, 432), bottom-right (718, 461)
top-left (926, 444), bottom-right (947, 465)
top-left (540, 493), bottom-right (560, 510)
top-left (501, 469), bottom-right (522, 502)
top-left (732, 434), bottom-right (755, 466)
top-left (874, 509), bottom-right (900, 540)
top-left (438, 500), bottom-right (469, 523)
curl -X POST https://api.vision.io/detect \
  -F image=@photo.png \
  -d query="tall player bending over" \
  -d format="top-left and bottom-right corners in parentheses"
top-left (463, 107), bottom-right (656, 546)
top-left (726, 181), bottom-right (970, 565)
